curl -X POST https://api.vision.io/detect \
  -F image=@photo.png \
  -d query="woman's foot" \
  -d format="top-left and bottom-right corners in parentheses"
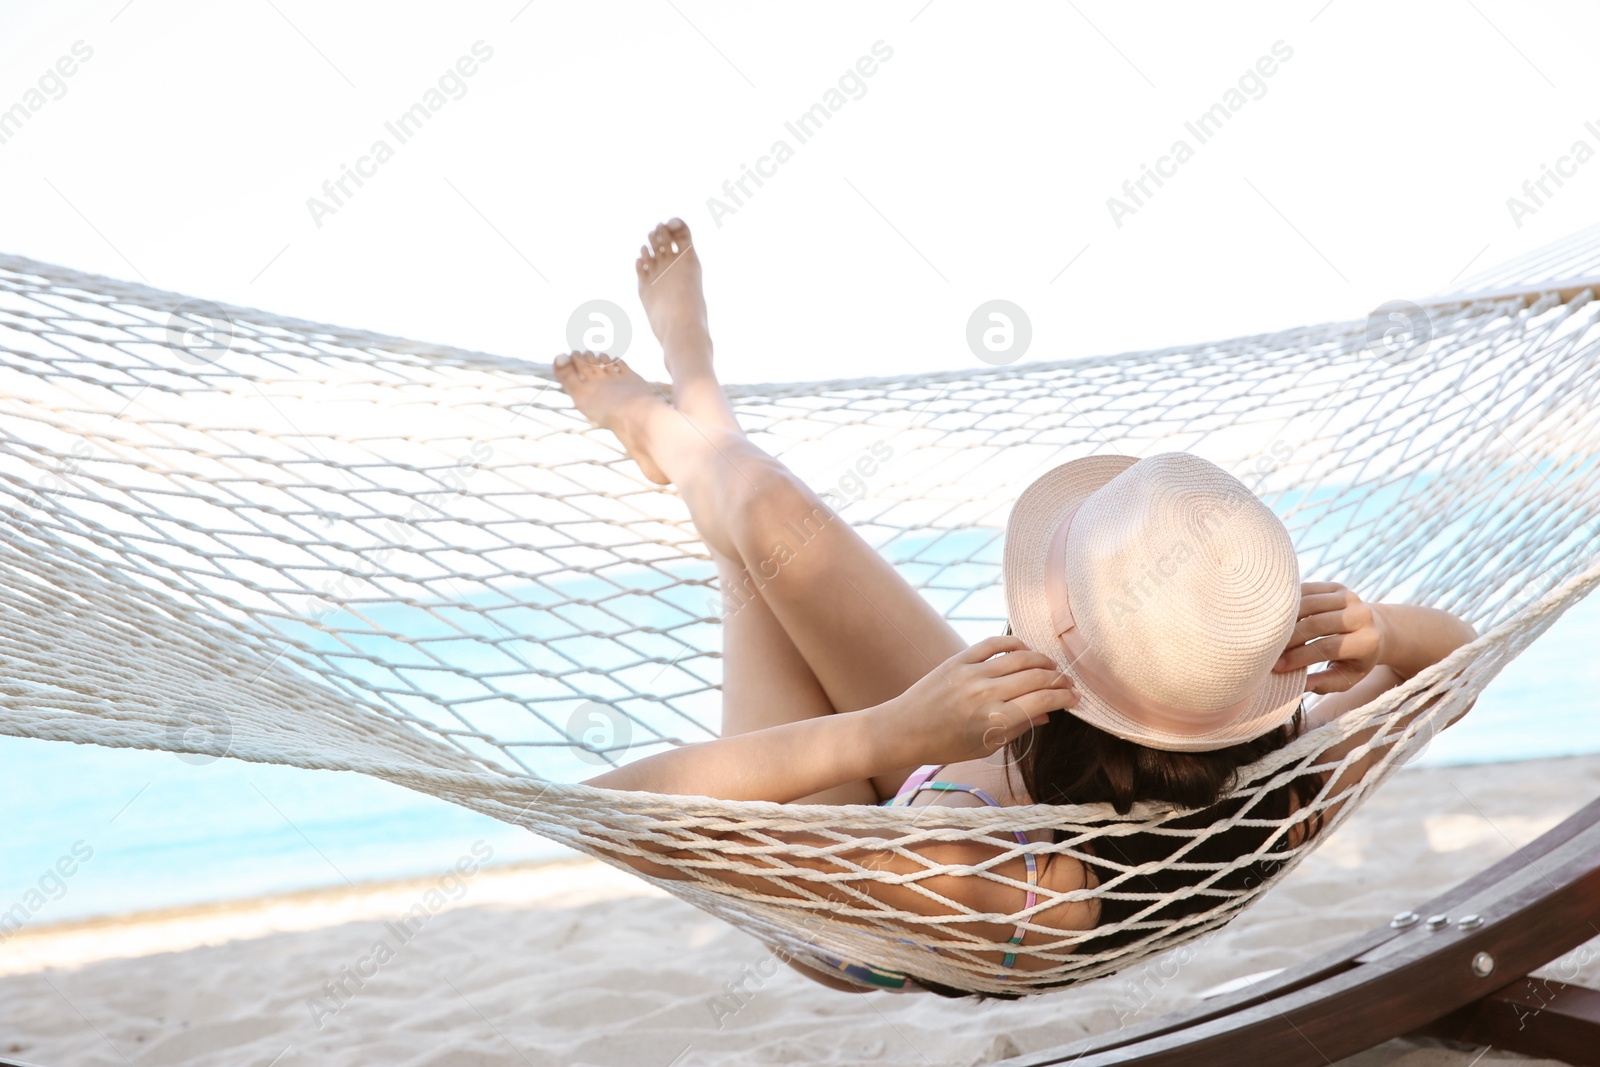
top-left (552, 348), bottom-right (755, 558)
top-left (636, 219), bottom-right (739, 430)
top-left (552, 351), bottom-right (671, 485)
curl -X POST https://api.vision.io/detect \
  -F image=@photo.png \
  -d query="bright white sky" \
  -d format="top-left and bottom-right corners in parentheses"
top-left (2, 0), bottom-right (1597, 386)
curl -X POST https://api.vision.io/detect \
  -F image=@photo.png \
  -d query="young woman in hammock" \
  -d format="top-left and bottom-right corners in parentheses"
top-left (552, 219), bottom-right (1478, 996)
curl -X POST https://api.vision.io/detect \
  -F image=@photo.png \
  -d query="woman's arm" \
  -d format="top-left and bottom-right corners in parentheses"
top-left (1275, 582), bottom-right (1478, 701)
top-left (1274, 583), bottom-right (1478, 813)
top-left (583, 636), bottom-right (1078, 803)
top-left (578, 638), bottom-right (1080, 913)
top-left (1367, 602), bottom-right (1479, 681)
top-left (582, 707), bottom-right (892, 803)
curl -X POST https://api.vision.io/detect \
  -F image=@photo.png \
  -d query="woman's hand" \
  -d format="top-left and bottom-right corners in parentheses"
top-left (1273, 581), bottom-right (1389, 694)
top-left (879, 636), bottom-right (1078, 767)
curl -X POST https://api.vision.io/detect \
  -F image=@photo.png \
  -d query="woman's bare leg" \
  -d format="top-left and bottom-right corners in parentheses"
top-left (682, 428), bottom-right (967, 799)
top-left (555, 223), bottom-right (879, 803)
top-left (555, 352), bottom-right (878, 806)
top-left (554, 220), bottom-right (966, 801)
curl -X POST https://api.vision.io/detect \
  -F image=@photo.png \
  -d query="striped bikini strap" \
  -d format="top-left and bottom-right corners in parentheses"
top-left (887, 775), bottom-right (1040, 972)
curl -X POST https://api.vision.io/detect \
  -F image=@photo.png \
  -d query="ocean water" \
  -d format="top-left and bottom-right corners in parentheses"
top-left (4, 471), bottom-right (1600, 931)
top-left (0, 737), bottom-right (569, 929)
top-left (5, 584), bottom-right (1599, 930)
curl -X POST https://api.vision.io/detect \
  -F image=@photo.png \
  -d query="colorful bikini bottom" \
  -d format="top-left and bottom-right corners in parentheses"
top-left (808, 947), bottom-right (926, 992)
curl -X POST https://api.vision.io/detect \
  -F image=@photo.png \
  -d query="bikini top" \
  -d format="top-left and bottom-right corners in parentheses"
top-left (882, 763), bottom-right (1040, 970)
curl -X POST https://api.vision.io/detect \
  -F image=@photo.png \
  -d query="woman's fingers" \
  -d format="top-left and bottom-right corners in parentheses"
top-left (1297, 591), bottom-right (1352, 617)
top-left (975, 648), bottom-right (1061, 678)
top-left (956, 635), bottom-right (1028, 664)
top-left (1013, 686), bottom-right (1078, 716)
top-left (1307, 662), bottom-right (1362, 694)
top-left (944, 638), bottom-right (1084, 755)
top-left (1277, 633), bottom-right (1346, 672)
top-left (1300, 581), bottom-right (1349, 597)
top-left (973, 695), bottom-right (1065, 751)
top-left (990, 667), bottom-right (1075, 702)
top-left (1281, 609), bottom-right (1354, 651)
top-left (1285, 589), bottom-right (1355, 642)
top-left (1284, 605), bottom-right (1376, 652)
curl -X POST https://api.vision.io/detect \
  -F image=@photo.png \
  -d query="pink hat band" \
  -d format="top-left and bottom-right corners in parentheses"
top-left (1044, 500), bottom-right (1267, 739)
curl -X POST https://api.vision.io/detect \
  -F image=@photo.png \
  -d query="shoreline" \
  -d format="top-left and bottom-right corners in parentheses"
top-left (13, 750), bottom-right (1600, 951)
top-left (5, 753), bottom-right (1599, 1065)
top-left (9, 853), bottom-right (600, 941)
top-left (0, 853), bottom-right (660, 979)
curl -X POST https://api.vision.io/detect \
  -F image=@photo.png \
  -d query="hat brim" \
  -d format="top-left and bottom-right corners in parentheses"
top-left (1002, 455), bottom-right (1307, 753)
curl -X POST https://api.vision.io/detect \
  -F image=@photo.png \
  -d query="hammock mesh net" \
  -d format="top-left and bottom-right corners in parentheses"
top-left (2, 243), bottom-right (1600, 994)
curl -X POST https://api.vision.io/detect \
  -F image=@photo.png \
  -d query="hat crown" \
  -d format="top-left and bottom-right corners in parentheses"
top-left (1062, 453), bottom-right (1300, 712)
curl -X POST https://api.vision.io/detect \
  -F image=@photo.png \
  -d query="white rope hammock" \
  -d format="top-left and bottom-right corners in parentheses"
top-left (3, 243), bottom-right (1600, 995)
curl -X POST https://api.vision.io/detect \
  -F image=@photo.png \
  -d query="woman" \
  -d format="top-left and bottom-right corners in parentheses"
top-left (552, 218), bottom-right (1478, 995)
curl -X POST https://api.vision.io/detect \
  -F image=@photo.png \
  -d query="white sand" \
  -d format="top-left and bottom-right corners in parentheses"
top-left (5, 755), bottom-right (1600, 1067)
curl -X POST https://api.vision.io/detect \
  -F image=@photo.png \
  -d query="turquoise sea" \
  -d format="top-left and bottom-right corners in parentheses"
top-left (4, 496), bottom-right (1600, 932)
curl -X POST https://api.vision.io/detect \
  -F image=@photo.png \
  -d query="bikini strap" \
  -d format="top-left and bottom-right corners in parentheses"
top-left (886, 764), bottom-right (944, 805)
top-left (888, 776), bottom-right (1040, 972)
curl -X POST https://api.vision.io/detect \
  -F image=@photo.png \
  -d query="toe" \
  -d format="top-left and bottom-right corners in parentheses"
top-left (665, 218), bottom-right (691, 252)
top-left (553, 351), bottom-right (582, 384)
top-left (650, 226), bottom-right (672, 255)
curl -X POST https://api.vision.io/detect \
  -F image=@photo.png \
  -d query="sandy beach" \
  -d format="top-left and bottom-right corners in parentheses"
top-left (5, 754), bottom-right (1600, 1067)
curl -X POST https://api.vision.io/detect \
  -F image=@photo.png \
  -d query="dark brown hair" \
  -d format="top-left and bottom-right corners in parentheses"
top-left (910, 696), bottom-right (1324, 1000)
top-left (1007, 698), bottom-right (1318, 817)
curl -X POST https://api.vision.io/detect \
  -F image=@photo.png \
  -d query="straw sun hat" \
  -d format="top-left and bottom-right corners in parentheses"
top-left (1003, 452), bottom-right (1306, 752)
